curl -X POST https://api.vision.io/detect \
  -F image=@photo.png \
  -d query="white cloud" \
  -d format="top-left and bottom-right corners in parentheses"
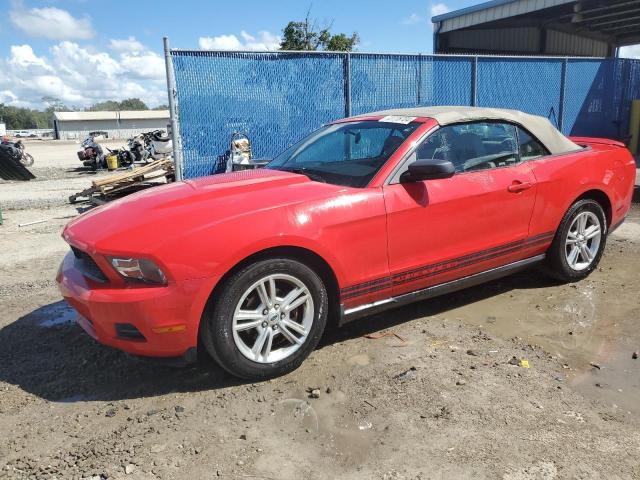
top-left (619, 45), bottom-right (640, 59)
top-left (120, 51), bottom-right (165, 80)
top-left (199, 34), bottom-right (242, 50)
top-left (109, 36), bottom-right (146, 53)
top-left (401, 13), bottom-right (424, 25)
top-left (199, 30), bottom-right (280, 51)
top-left (10, 4), bottom-right (94, 40)
top-left (0, 42), bottom-right (167, 109)
top-left (431, 2), bottom-right (450, 17)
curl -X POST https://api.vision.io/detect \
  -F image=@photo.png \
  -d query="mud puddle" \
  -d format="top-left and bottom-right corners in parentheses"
top-left (445, 217), bottom-right (640, 415)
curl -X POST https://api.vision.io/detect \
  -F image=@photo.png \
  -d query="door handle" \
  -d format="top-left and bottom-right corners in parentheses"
top-left (508, 181), bottom-right (533, 193)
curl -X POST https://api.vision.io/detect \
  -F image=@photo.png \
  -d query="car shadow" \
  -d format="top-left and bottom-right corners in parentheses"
top-left (321, 267), bottom-right (560, 344)
top-left (0, 301), bottom-right (244, 403)
top-left (68, 167), bottom-right (98, 176)
top-left (0, 269), bottom-right (559, 403)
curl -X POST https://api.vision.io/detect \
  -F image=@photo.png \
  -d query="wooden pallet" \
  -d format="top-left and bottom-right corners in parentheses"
top-left (69, 159), bottom-right (174, 204)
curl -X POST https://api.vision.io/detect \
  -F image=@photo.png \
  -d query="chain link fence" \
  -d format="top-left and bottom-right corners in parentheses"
top-left (165, 45), bottom-right (640, 179)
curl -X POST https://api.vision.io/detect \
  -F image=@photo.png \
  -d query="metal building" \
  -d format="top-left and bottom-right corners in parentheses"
top-left (53, 110), bottom-right (170, 140)
top-left (433, 0), bottom-right (640, 57)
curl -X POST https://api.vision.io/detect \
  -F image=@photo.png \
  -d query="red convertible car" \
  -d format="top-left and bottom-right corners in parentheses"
top-left (57, 107), bottom-right (636, 379)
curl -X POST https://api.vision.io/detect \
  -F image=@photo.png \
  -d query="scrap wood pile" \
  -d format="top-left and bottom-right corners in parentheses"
top-left (69, 158), bottom-right (174, 204)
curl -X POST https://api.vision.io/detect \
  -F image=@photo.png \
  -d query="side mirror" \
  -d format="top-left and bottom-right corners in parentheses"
top-left (400, 158), bottom-right (455, 182)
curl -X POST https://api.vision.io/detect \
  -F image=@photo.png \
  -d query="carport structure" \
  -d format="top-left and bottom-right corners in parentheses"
top-left (433, 0), bottom-right (640, 57)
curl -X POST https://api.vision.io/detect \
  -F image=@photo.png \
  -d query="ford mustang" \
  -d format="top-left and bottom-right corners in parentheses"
top-left (57, 107), bottom-right (636, 379)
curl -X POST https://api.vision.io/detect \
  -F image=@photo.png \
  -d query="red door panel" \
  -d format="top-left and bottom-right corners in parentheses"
top-left (383, 163), bottom-right (539, 297)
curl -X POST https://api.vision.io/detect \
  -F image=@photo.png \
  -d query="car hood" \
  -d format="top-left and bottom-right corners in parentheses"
top-left (63, 169), bottom-right (346, 255)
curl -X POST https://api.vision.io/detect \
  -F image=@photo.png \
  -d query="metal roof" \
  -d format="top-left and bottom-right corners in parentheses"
top-left (434, 0), bottom-right (574, 33)
top-left (432, 0), bottom-right (640, 51)
top-left (433, 0), bottom-right (522, 23)
top-left (54, 110), bottom-right (169, 122)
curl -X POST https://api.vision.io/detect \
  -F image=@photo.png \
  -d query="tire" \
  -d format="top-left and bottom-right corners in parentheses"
top-left (546, 199), bottom-right (607, 282)
top-left (201, 258), bottom-right (328, 380)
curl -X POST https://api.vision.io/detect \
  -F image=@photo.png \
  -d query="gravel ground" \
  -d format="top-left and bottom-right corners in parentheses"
top-left (1, 142), bottom-right (639, 479)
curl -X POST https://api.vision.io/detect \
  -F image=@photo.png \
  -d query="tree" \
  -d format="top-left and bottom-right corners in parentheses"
top-left (326, 32), bottom-right (360, 52)
top-left (86, 98), bottom-right (149, 111)
top-left (42, 96), bottom-right (68, 112)
top-left (87, 100), bottom-right (120, 111)
top-left (0, 104), bottom-right (52, 129)
top-left (118, 98), bottom-right (148, 110)
top-left (280, 9), bottom-right (359, 52)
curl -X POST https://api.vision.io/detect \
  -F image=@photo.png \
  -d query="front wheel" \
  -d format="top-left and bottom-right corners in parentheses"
top-left (546, 199), bottom-right (607, 282)
top-left (201, 258), bottom-right (328, 380)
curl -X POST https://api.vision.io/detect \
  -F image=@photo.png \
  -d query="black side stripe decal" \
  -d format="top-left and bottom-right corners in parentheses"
top-left (340, 231), bottom-right (554, 300)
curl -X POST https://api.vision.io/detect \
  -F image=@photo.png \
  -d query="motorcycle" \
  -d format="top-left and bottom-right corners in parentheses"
top-left (0, 139), bottom-right (34, 167)
top-left (144, 130), bottom-right (172, 161)
top-left (77, 132), bottom-right (105, 170)
top-left (126, 134), bottom-right (149, 163)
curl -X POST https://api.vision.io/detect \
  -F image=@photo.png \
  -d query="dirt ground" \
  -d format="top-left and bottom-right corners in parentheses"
top-left (1, 141), bottom-right (640, 480)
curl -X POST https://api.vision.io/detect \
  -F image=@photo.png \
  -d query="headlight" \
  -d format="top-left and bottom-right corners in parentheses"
top-left (109, 257), bottom-right (167, 285)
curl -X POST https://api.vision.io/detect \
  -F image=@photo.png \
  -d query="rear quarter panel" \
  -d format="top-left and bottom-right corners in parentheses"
top-left (528, 144), bottom-right (635, 236)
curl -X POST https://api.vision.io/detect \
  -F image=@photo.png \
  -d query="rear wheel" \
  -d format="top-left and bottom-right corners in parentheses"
top-left (546, 199), bottom-right (607, 281)
top-left (201, 258), bottom-right (328, 380)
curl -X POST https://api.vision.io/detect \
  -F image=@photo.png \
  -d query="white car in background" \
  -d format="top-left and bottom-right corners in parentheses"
top-left (14, 131), bottom-right (37, 138)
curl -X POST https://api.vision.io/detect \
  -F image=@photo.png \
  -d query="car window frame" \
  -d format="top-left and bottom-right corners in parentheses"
top-left (268, 120), bottom-right (421, 188)
top-left (386, 120), bottom-right (553, 185)
top-left (515, 125), bottom-right (551, 162)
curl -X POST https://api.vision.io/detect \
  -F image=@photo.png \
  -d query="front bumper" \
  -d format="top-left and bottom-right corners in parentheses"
top-left (56, 251), bottom-right (218, 358)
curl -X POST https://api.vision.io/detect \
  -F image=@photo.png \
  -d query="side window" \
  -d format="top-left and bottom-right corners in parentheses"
top-left (415, 122), bottom-right (519, 173)
top-left (517, 127), bottom-right (549, 161)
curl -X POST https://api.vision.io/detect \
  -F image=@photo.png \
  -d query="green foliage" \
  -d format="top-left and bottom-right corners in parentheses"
top-left (0, 97), bottom-right (153, 130)
top-left (87, 100), bottom-right (121, 111)
top-left (326, 33), bottom-right (359, 52)
top-left (0, 104), bottom-right (51, 129)
top-left (280, 12), bottom-right (359, 52)
top-left (87, 98), bottom-right (148, 111)
top-left (118, 98), bottom-right (148, 110)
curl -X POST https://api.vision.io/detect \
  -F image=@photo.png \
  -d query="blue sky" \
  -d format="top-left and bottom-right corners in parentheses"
top-left (0, 0), bottom-right (477, 109)
top-left (2, 0), bottom-right (472, 53)
top-left (1, 0), bottom-right (637, 110)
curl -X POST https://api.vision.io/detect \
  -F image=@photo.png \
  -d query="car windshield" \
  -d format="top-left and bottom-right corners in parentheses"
top-left (267, 120), bottom-right (419, 187)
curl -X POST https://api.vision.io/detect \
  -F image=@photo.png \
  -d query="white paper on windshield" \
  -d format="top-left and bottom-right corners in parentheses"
top-left (378, 115), bottom-right (417, 124)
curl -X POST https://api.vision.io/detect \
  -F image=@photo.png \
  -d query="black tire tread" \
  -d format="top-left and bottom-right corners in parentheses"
top-left (201, 258), bottom-right (328, 380)
top-left (545, 199), bottom-right (607, 282)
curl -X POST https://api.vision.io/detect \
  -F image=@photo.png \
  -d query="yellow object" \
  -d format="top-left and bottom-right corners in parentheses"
top-left (152, 324), bottom-right (186, 334)
top-left (105, 153), bottom-right (119, 170)
top-left (629, 100), bottom-right (640, 155)
top-left (520, 359), bottom-right (530, 369)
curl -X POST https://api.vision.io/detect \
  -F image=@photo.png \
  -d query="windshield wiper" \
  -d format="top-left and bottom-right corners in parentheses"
top-left (276, 167), bottom-right (327, 183)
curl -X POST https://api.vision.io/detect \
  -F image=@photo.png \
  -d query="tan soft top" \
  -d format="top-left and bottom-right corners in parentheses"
top-left (364, 106), bottom-right (581, 155)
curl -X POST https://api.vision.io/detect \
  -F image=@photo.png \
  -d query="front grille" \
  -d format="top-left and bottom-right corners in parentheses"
top-left (71, 247), bottom-right (108, 283)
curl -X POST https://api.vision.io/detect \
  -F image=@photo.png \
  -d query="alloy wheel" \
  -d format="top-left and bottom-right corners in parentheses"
top-left (565, 211), bottom-right (602, 271)
top-left (232, 274), bottom-right (314, 363)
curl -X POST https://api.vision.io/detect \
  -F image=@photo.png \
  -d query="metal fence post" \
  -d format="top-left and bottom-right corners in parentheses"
top-left (471, 56), bottom-right (478, 106)
top-left (558, 57), bottom-right (568, 133)
top-left (416, 54), bottom-right (422, 105)
top-left (344, 53), bottom-right (352, 117)
top-left (163, 36), bottom-right (184, 181)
